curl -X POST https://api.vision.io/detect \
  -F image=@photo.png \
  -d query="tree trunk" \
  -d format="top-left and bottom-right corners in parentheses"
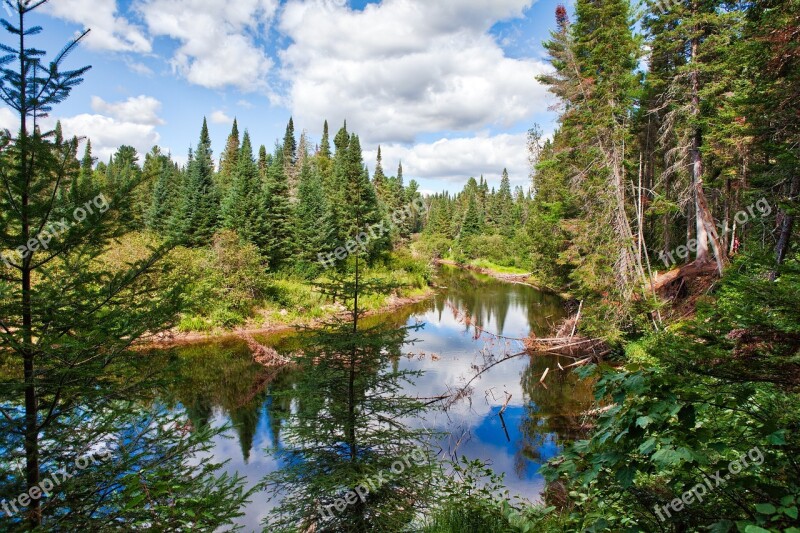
top-left (18, 8), bottom-right (41, 526)
top-left (772, 174), bottom-right (800, 279)
top-left (690, 27), bottom-right (724, 275)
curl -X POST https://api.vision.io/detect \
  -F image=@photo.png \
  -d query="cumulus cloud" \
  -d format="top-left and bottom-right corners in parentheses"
top-left (135, 0), bottom-right (279, 91)
top-left (364, 133), bottom-right (532, 190)
top-left (43, 0), bottom-right (151, 53)
top-left (1, 103), bottom-right (161, 163)
top-left (279, 0), bottom-right (550, 144)
top-left (59, 114), bottom-right (161, 162)
top-left (210, 110), bottom-right (234, 125)
top-left (91, 95), bottom-right (165, 126)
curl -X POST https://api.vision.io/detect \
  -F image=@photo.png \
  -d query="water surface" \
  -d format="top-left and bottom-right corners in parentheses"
top-left (159, 266), bottom-right (594, 530)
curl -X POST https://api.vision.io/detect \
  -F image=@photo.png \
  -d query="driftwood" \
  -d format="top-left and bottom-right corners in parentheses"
top-left (237, 331), bottom-right (293, 367)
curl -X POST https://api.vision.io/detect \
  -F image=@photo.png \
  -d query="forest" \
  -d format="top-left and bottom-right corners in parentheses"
top-left (1, 0), bottom-right (799, 532)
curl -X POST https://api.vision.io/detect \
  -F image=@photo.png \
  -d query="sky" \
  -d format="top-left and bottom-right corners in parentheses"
top-left (0, 0), bottom-right (569, 194)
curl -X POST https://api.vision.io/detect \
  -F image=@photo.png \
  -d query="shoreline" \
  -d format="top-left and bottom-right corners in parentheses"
top-left (434, 259), bottom-right (562, 295)
top-left (139, 288), bottom-right (437, 348)
top-left (140, 260), bottom-right (565, 349)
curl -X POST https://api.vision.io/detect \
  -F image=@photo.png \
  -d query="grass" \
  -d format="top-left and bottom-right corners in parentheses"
top-left (174, 252), bottom-right (434, 333)
top-left (468, 258), bottom-right (531, 275)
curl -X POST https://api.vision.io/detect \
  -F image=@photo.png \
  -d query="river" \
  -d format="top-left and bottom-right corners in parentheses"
top-left (156, 265), bottom-right (594, 530)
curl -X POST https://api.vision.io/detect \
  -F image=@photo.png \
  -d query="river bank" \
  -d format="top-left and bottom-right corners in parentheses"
top-left (141, 286), bottom-right (436, 348)
top-left (433, 258), bottom-right (567, 296)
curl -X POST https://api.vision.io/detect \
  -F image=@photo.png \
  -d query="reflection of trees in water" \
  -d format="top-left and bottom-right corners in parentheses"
top-left (432, 266), bottom-right (565, 337)
top-left (162, 341), bottom-right (280, 463)
top-left (263, 318), bottom-right (437, 532)
top-left (517, 354), bottom-right (595, 473)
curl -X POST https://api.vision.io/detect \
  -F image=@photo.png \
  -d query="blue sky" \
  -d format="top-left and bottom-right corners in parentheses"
top-left (0, 0), bottom-right (569, 194)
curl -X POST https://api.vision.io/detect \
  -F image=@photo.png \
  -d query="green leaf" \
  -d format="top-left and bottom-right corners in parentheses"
top-left (636, 415), bottom-right (652, 428)
top-left (615, 465), bottom-right (637, 488)
top-left (652, 447), bottom-right (682, 466)
top-left (639, 437), bottom-right (657, 455)
top-left (754, 503), bottom-right (777, 514)
top-left (784, 506), bottom-right (798, 519)
top-left (744, 527), bottom-right (771, 533)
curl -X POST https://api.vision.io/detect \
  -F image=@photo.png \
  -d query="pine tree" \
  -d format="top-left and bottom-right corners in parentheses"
top-left (146, 152), bottom-right (179, 234)
top-left (258, 144), bottom-right (269, 182)
top-left (0, 5), bottom-right (247, 529)
top-left (461, 194), bottom-right (482, 238)
top-left (316, 120), bottom-right (334, 192)
top-left (283, 117), bottom-right (299, 196)
top-left (217, 118), bottom-right (240, 194)
top-left (264, 199), bottom-right (436, 533)
top-left (294, 157), bottom-right (334, 267)
top-left (538, 0), bottom-right (650, 333)
top-left (69, 139), bottom-right (96, 203)
top-left (497, 168), bottom-right (514, 237)
top-left (175, 119), bottom-right (220, 246)
top-left (372, 146), bottom-right (388, 203)
top-left (260, 145), bottom-right (293, 268)
top-left (221, 131), bottom-right (264, 246)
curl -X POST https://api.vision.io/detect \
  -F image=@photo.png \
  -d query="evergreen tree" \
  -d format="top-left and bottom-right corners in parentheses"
top-left (145, 152), bottom-right (179, 234)
top-left (316, 120), bottom-right (334, 191)
top-left (217, 118), bottom-right (240, 194)
top-left (497, 168), bottom-right (514, 236)
top-left (283, 117), bottom-right (299, 195)
top-left (175, 119), bottom-right (220, 247)
top-left (461, 194), bottom-right (482, 238)
top-left (0, 5), bottom-right (247, 529)
top-left (260, 145), bottom-right (293, 268)
top-left (221, 131), bottom-right (264, 246)
top-left (294, 156), bottom-right (334, 267)
top-left (258, 144), bottom-right (269, 182)
top-left (372, 145), bottom-right (388, 203)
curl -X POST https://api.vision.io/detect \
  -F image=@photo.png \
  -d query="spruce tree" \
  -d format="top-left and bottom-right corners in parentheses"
top-left (175, 119), bottom-right (220, 247)
top-left (217, 118), bottom-right (240, 194)
top-left (145, 152), bottom-right (178, 234)
top-left (497, 168), bottom-right (514, 237)
top-left (461, 194), bottom-right (483, 238)
top-left (260, 145), bottom-right (293, 269)
top-left (294, 156), bottom-right (334, 267)
top-left (221, 131), bottom-right (263, 246)
top-left (283, 117), bottom-right (299, 195)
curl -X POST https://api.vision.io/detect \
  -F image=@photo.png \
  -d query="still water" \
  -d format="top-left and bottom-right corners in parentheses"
top-left (158, 265), bottom-right (594, 530)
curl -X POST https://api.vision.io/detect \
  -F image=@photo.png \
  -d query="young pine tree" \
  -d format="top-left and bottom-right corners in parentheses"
top-left (0, 4), bottom-right (248, 529)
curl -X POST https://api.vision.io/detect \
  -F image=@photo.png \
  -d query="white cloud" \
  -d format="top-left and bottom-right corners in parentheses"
top-left (279, 0), bottom-right (550, 144)
top-left (0, 107), bottom-right (16, 132)
top-left (210, 110), bottom-right (234, 125)
top-left (135, 0), bottom-right (279, 91)
top-left (91, 95), bottom-right (165, 126)
top-left (365, 133), bottom-right (531, 190)
top-left (59, 114), bottom-right (161, 162)
top-left (1, 95), bottom-right (164, 163)
top-left (43, 0), bottom-right (151, 53)
top-left (124, 60), bottom-right (155, 77)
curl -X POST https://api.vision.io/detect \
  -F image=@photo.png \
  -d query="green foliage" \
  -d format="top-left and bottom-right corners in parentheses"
top-left (544, 251), bottom-right (800, 531)
top-left (423, 458), bottom-right (561, 533)
top-left (173, 119), bottom-right (220, 247)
